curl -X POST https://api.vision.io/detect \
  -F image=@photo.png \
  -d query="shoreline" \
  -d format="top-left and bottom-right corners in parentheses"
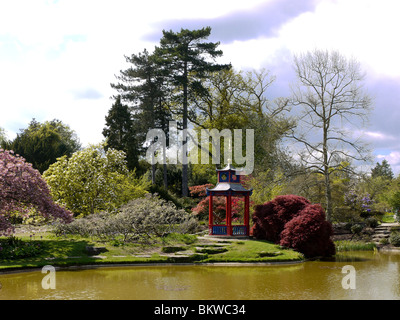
top-left (0, 259), bottom-right (305, 275)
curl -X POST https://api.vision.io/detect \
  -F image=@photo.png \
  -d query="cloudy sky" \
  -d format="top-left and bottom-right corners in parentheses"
top-left (1, 0), bottom-right (400, 173)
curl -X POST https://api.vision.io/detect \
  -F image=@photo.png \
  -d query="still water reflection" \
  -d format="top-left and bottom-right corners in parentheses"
top-left (1, 251), bottom-right (399, 300)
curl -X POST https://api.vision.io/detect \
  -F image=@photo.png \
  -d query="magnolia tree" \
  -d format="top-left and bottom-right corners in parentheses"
top-left (43, 144), bottom-right (148, 217)
top-left (0, 149), bottom-right (73, 235)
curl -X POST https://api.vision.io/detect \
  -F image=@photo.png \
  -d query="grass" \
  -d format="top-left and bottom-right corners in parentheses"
top-left (0, 230), bottom-right (304, 271)
top-left (335, 240), bottom-right (376, 252)
top-left (381, 213), bottom-right (396, 223)
top-left (201, 240), bottom-right (303, 263)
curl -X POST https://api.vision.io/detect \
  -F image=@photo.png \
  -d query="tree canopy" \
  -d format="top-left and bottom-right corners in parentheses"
top-left (155, 27), bottom-right (231, 196)
top-left (43, 144), bottom-right (148, 217)
top-left (288, 49), bottom-right (372, 221)
top-left (2, 119), bottom-right (81, 173)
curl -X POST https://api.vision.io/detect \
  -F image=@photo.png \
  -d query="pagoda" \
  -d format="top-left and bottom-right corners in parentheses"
top-left (206, 164), bottom-right (253, 237)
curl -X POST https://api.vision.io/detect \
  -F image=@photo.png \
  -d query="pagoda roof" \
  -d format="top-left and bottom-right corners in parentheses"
top-left (216, 164), bottom-right (244, 172)
top-left (206, 182), bottom-right (252, 194)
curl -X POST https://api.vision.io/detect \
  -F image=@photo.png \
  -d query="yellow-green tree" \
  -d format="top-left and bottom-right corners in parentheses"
top-left (43, 144), bottom-right (148, 217)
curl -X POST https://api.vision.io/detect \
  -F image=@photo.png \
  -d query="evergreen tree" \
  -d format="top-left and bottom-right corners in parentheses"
top-left (111, 49), bottom-right (172, 185)
top-left (103, 96), bottom-right (139, 171)
top-left (155, 26), bottom-right (231, 196)
top-left (371, 159), bottom-right (394, 180)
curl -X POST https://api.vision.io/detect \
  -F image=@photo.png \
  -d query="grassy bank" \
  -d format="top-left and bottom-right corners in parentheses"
top-left (334, 240), bottom-right (376, 252)
top-left (0, 231), bottom-right (304, 271)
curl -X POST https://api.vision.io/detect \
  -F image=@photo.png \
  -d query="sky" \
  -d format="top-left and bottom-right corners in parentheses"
top-left (1, 0), bottom-right (400, 174)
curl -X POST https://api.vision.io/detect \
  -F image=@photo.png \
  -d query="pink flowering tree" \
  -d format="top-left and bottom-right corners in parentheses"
top-left (0, 149), bottom-right (73, 235)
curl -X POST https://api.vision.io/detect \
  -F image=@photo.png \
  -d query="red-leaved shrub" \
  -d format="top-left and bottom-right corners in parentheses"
top-left (279, 204), bottom-right (335, 258)
top-left (251, 195), bottom-right (311, 243)
top-left (251, 194), bottom-right (335, 258)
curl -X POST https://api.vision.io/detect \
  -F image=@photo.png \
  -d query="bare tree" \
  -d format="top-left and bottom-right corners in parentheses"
top-left (287, 49), bottom-right (372, 221)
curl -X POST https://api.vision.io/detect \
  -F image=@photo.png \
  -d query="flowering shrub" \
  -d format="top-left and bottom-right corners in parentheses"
top-left (55, 195), bottom-right (199, 242)
top-left (0, 149), bottom-right (73, 235)
top-left (344, 191), bottom-right (374, 217)
top-left (189, 184), bottom-right (214, 198)
top-left (252, 195), bottom-right (335, 258)
top-left (43, 144), bottom-right (148, 217)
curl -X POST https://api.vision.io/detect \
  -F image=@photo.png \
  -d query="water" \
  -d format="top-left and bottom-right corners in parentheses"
top-left (1, 250), bottom-right (399, 300)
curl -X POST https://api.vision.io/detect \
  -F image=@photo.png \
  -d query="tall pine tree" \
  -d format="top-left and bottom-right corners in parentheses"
top-left (111, 49), bottom-right (171, 186)
top-left (155, 27), bottom-right (231, 196)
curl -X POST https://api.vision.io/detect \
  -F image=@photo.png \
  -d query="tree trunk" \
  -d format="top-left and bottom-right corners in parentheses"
top-left (182, 61), bottom-right (188, 197)
top-left (151, 163), bottom-right (156, 185)
top-left (325, 170), bottom-right (332, 222)
top-left (323, 119), bottom-right (332, 222)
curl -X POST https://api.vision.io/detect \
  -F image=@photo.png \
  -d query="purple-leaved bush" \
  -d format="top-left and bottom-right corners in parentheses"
top-left (0, 149), bottom-right (73, 235)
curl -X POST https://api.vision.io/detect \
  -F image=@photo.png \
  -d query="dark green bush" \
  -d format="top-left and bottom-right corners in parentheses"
top-left (365, 217), bottom-right (379, 228)
top-left (0, 236), bottom-right (43, 259)
top-left (351, 224), bottom-right (363, 235)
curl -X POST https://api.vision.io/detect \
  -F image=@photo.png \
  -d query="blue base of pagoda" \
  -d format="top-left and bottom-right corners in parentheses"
top-left (210, 225), bottom-right (248, 236)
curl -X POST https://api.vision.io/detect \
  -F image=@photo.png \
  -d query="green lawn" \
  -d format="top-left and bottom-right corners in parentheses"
top-left (0, 231), bottom-right (304, 271)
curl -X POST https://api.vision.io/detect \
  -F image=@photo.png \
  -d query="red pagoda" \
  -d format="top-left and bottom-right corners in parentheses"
top-left (206, 164), bottom-right (252, 237)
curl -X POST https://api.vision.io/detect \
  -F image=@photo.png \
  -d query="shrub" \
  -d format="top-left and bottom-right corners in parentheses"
top-left (0, 236), bottom-right (44, 259)
top-left (365, 217), bottom-right (379, 228)
top-left (350, 224), bottom-right (363, 237)
top-left (115, 195), bottom-right (199, 240)
top-left (389, 232), bottom-right (400, 247)
top-left (43, 144), bottom-right (148, 217)
top-left (251, 195), bottom-right (311, 243)
top-left (0, 149), bottom-right (73, 235)
top-left (54, 211), bottom-right (111, 238)
top-left (54, 195), bottom-right (199, 243)
top-left (279, 204), bottom-right (335, 258)
top-left (252, 195), bottom-right (335, 258)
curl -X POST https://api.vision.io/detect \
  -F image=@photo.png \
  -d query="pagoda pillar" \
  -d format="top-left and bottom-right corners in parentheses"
top-left (244, 194), bottom-right (250, 236)
top-left (227, 194), bottom-right (232, 236)
top-left (209, 194), bottom-right (213, 235)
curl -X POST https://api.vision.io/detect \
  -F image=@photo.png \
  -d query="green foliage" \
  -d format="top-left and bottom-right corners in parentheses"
top-left (0, 236), bottom-right (44, 259)
top-left (389, 232), bottom-right (400, 247)
top-left (103, 96), bottom-right (140, 171)
top-left (365, 217), bottom-right (379, 228)
top-left (155, 27), bottom-right (231, 196)
top-left (350, 224), bottom-right (363, 236)
top-left (371, 159), bottom-right (394, 180)
top-left (43, 144), bottom-right (148, 217)
top-left (335, 240), bottom-right (376, 251)
top-left (2, 119), bottom-right (81, 173)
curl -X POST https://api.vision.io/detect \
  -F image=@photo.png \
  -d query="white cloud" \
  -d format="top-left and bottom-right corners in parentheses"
top-left (363, 131), bottom-right (396, 141)
top-left (277, 0), bottom-right (400, 77)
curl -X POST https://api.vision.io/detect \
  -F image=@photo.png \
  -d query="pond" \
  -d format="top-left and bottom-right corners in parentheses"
top-left (0, 250), bottom-right (399, 300)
